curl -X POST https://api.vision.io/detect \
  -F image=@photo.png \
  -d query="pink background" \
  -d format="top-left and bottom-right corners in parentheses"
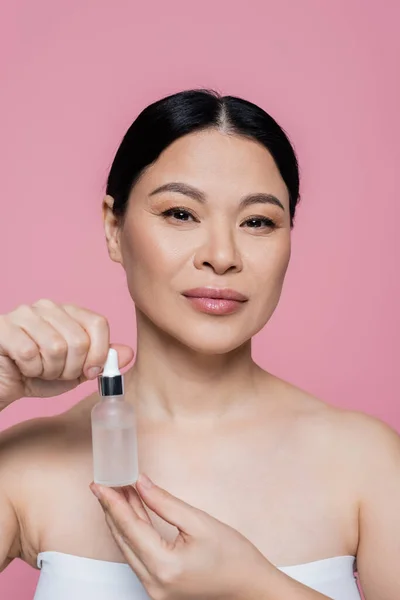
top-left (1, 0), bottom-right (399, 597)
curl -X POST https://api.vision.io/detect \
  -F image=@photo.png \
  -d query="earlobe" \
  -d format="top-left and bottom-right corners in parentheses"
top-left (102, 195), bottom-right (123, 265)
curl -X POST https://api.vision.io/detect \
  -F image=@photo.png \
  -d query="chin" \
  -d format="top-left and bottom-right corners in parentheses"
top-left (135, 298), bottom-right (273, 356)
top-left (181, 338), bottom-right (246, 356)
top-left (167, 319), bottom-right (262, 356)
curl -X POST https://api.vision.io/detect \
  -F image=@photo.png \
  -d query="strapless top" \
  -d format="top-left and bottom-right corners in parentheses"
top-left (34, 551), bottom-right (361, 599)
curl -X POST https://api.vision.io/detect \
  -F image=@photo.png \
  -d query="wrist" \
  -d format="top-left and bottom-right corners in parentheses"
top-left (231, 559), bottom-right (276, 599)
top-left (234, 561), bottom-right (331, 600)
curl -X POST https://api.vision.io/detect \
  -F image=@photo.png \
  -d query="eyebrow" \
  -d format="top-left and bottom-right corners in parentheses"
top-left (149, 182), bottom-right (285, 212)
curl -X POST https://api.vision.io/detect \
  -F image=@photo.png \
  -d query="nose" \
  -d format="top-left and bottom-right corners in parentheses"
top-left (193, 225), bottom-right (243, 275)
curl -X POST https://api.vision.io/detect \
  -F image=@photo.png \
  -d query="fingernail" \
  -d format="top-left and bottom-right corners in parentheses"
top-left (138, 473), bottom-right (153, 489)
top-left (87, 367), bottom-right (102, 379)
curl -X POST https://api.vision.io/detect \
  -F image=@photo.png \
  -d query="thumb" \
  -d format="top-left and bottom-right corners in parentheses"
top-left (109, 343), bottom-right (135, 370)
top-left (82, 344), bottom-right (133, 385)
top-left (136, 474), bottom-right (205, 535)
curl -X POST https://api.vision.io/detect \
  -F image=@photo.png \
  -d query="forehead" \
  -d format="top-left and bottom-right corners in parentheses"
top-left (133, 129), bottom-right (289, 207)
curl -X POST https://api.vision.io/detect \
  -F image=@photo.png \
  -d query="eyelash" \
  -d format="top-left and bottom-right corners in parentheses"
top-left (161, 208), bottom-right (277, 230)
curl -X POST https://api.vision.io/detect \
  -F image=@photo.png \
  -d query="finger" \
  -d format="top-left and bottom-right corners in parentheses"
top-left (108, 343), bottom-right (135, 373)
top-left (0, 315), bottom-right (44, 378)
top-left (90, 483), bottom-right (166, 565)
top-left (61, 304), bottom-right (110, 378)
top-left (32, 300), bottom-right (90, 380)
top-left (136, 474), bottom-right (207, 535)
top-left (103, 511), bottom-right (150, 581)
top-left (118, 486), bottom-right (152, 525)
top-left (62, 304), bottom-right (134, 379)
top-left (7, 304), bottom-right (68, 379)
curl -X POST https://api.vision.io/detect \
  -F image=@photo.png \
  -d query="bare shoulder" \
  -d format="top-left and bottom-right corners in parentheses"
top-left (328, 405), bottom-right (400, 482)
top-left (0, 404), bottom-right (86, 457)
top-left (0, 412), bottom-right (69, 567)
top-left (306, 392), bottom-right (399, 462)
top-left (0, 395), bottom-right (96, 565)
top-left (0, 393), bottom-right (96, 499)
top-left (274, 375), bottom-right (400, 471)
top-left (0, 414), bottom-right (69, 470)
top-left (329, 405), bottom-right (400, 448)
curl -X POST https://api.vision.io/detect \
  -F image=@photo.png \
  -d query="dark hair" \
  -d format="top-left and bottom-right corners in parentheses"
top-left (106, 89), bottom-right (300, 227)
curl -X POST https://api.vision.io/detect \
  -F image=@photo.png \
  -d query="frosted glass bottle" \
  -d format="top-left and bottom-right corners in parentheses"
top-left (91, 348), bottom-right (138, 487)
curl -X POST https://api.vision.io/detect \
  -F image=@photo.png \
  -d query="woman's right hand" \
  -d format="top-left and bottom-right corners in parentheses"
top-left (0, 299), bottom-right (134, 409)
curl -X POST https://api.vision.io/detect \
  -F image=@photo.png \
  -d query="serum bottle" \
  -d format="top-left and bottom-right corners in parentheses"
top-left (91, 348), bottom-right (138, 486)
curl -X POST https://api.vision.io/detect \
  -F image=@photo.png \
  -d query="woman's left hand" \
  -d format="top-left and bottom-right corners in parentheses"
top-left (90, 474), bottom-right (272, 600)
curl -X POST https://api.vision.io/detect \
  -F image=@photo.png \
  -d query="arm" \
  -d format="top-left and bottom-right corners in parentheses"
top-left (353, 414), bottom-right (400, 599)
top-left (0, 416), bottom-right (53, 572)
top-left (0, 441), bottom-right (21, 572)
top-left (248, 565), bottom-right (332, 599)
top-left (0, 491), bottom-right (20, 572)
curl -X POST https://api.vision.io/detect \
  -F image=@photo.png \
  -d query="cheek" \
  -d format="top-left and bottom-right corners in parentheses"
top-left (249, 241), bottom-right (291, 330)
top-left (249, 236), bottom-right (291, 287)
top-left (120, 221), bottom-right (188, 289)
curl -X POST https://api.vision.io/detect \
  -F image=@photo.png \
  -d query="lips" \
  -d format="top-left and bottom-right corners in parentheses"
top-left (182, 288), bottom-right (248, 316)
top-left (182, 288), bottom-right (248, 302)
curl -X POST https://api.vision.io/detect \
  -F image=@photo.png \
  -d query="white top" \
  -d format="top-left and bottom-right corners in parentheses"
top-left (34, 551), bottom-right (361, 599)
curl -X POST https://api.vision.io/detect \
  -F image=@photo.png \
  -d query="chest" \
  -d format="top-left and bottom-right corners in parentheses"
top-left (31, 422), bottom-right (358, 567)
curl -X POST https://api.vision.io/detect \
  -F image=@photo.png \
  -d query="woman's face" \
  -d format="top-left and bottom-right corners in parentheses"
top-left (104, 129), bottom-right (292, 354)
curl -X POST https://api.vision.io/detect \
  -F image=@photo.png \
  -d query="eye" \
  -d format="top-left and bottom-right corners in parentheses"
top-left (241, 216), bottom-right (277, 230)
top-left (161, 207), bottom-right (198, 222)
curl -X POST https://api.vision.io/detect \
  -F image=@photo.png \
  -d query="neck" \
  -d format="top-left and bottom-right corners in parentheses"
top-left (124, 312), bottom-right (267, 424)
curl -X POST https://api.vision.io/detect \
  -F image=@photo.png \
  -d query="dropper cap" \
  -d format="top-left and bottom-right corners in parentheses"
top-left (98, 348), bottom-right (124, 397)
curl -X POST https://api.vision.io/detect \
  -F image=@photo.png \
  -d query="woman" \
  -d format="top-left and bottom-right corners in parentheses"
top-left (0, 89), bottom-right (398, 600)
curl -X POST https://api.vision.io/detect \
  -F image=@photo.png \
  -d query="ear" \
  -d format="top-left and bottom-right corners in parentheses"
top-left (103, 195), bottom-right (123, 265)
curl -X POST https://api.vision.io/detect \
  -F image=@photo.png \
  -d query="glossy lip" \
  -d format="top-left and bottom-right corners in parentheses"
top-left (182, 287), bottom-right (248, 302)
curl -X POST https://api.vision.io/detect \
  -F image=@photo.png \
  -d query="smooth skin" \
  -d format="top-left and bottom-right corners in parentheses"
top-left (0, 130), bottom-right (399, 599)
